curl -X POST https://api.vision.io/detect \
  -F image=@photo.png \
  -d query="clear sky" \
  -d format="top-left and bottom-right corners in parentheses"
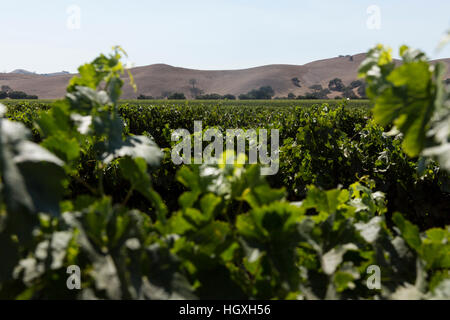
top-left (1, 0), bottom-right (449, 73)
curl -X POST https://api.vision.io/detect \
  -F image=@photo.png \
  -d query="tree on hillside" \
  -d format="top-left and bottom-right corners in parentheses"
top-left (168, 92), bottom-right (186, 100)
top-left (288, 92), bottom-right (296, 99)
top-left (190, 87), bottom-right (204, 98)
top-left (291, 77), bottom-right (301, 87)
top-left (223, 94), bottom-right (236, 100)
top-left (328, 78), bottom-right (345, 92)
top-left (7, 90), bottom-right (38, 99)
top-left (357, 82), bottom-right (367, 98)
top-left (137, 94), bottom-right (154, 100)
top-left (349, 80), bottom-right (363, 89)
top-left (0, 85), bottom-right (38, 99)
top-left (309, 84), bottom-right (323, 91)
top-left (342, 87), bottom-right (358, 99)
top-left (239, 86), bottom-right (275, 100)
top-left (189, 79), bottom-right (197, 88)
top-left (161, 91), bottom-right (172, 99)
top-left (298, 86), bottom-right (330, 99)
top-left (257, 86), bottom-right (275, 99)
top-left (1, 85), bottom-right (11, 92)
top-left (188, 79), bottom-right (203, 98)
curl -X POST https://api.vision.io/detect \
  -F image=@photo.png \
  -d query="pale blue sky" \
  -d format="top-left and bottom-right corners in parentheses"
top-left (1, 0), bottom-right (449, 73)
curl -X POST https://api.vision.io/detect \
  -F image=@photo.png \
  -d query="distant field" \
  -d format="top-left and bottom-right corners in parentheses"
top-left (1, 99), bottom-right (55, 105)
top-left (2, 99), bottom-right (373, 109)
top-left (122, 99), bottom-right (373, 109)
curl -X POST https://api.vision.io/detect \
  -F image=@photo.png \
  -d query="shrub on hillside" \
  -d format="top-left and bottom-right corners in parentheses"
top-left (168, 92), bottom-right (186, 99)
top-left (328, 78), bottom-right (345, 92)
top-left (7, 90), bottom-right (38, 99)
top-left (239, 86), bottom-right (275, 100)
top-left (137, 94), bottom-right (154, 100)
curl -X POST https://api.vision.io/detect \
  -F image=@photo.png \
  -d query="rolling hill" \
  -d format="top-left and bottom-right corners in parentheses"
top-left (1, 53), bottom-right (449, 99)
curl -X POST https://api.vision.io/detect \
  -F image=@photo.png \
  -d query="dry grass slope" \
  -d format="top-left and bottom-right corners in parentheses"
top-left (1, 53), bottom-right (449, 99)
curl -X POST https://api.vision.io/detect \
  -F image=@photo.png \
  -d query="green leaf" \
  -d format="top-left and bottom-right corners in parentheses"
top-left (334, 271), bottom-right (357, 293)
top-left (102, 135), bottom-right (163, 167)
top-left (119, 157), bottom-right (168, 221)
top-left (143, 242), bottom-right (197, 300)
top-left (67, 87), bottom-right (111, 114)
top-left (41, 135), bottom-right (80, 163)
top-left (360, 45), bottom-right (447, 158)
top-left (179, 191), bottom-right (200, 210)
top-left (177, 166), bottom-right (201, 192)
top-left (199, 193), bottom-right (222, 219)
top-left (302, 186), bottom-right (349, 217)
top-left (428, 279), bottom-right (450, 299)
top-left (36, 102), bottom-right (72, 137)
top-left (243, 184), bottom-right (286, 208)
top-left (191, 221), bottom-right (231, 255)
top-left (71, 114), bottom-right (92, 135)
top-left (0, 119), bottom-right (66, 217)
top-left (354, 216), bottom-right (383, 243)
top-left (68, 64), bottom-right (103, 91)
top-left (321, 243), bottom-right (358, 275)
top-left (107, 77), bottom-right (123, 105)
top-left (373, 62), bottom-right (434, 156)
top-left (420, 227), bottom-right (450, 269)
top-left (392, 213), bottom-right (422, 251)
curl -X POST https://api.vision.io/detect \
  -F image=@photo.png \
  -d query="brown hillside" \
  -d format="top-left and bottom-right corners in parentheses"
top-left (1, 54), bottom-right (449, 99)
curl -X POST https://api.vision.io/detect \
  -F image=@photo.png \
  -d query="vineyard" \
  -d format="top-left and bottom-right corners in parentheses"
top-left (3, 98), bottom-right (373, 109)
top-left (0, 45), bottom-right (449, 300)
